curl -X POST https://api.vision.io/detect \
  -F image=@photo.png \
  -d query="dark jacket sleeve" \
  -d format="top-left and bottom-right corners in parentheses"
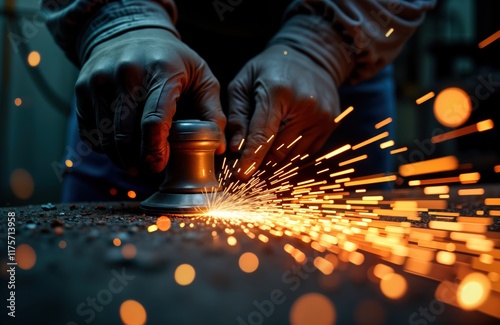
top-left (270, 0), bottom-right (436, 85)
top-left (42, 0), bottom-right (178, 67)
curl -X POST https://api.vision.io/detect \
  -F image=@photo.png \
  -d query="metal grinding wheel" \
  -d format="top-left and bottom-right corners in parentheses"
top-left (140, 120), bottom-right (222, 215)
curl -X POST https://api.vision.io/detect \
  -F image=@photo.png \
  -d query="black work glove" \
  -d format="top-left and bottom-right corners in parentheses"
top-left (228, 15), bottom-right (354, 179)
top-left (76, 28), bottom-right (226, 173)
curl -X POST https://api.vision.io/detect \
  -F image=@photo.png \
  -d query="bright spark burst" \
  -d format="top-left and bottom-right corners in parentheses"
top-left (163, 100), bottom-right (500, 320)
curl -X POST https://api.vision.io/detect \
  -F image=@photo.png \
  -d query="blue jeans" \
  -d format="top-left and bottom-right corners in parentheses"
top-left (61, 66), bottom-right (395, 202)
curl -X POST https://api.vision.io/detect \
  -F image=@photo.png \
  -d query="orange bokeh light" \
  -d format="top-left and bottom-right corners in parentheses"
top-left (380, 273), bottom-right (407, 299)
top-left (10, 168), bottom-right (34, 200)
top-left (174, 264), bottom-right (196, 286)
top-left (113, 238), bottom-right (122, 247)
top-left (16, 244), bottom-right (36, 270)
top-left (27, 51), bottom-right (41, 67)
top-left (433, 87), bottom-right (471, 128)
top-left (119, 300), bottom-right (147, 325)
top-left (121, 244), bottom-right (137, 259)
top-left (156, 216), bottom-right (171, 231)
top-left (457, 272), bottom-right (491, 310)
top-left (127, 190), bottom-right (137, 199)
top-left (239, 252), bottom-right (259, 273)
top-left (290, 293), bottom-right (336, 325)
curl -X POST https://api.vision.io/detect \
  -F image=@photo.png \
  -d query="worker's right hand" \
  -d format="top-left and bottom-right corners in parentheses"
top-left (75, 28), bottom-right (226, 173)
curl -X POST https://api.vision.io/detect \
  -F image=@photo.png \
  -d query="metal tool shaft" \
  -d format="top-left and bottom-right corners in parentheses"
top-left (141, 120), bottom-right (221, 215)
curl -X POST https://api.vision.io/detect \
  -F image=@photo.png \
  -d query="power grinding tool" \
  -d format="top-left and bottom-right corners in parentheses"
top-left (140, 120), bottom-right (222, 215)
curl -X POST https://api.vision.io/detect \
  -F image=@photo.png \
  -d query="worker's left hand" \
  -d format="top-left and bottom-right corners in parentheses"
top-left (227, 44), bottom-right (340, 179)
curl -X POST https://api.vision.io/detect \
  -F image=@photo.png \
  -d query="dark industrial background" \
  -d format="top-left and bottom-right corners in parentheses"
top-left (1, 0), bottom-right (499, 206)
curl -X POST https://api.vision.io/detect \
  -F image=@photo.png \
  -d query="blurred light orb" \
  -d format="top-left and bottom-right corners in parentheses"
top-left (433, 87), bottom-right (471, 128)
top-left (14, 98), bottom-right (22, 106)
top-left (156, 216), bottom-right (171, 231)
top-left (239, 252), bottom-right (259, 273)
top-left (27, 51), bottom-right (41, 67)
top-left (10, 168), bottom-right (34, 200)
top-left (290, 293), bottom-right (336, 325)
top-left (16, 244), bottom-right (36, 270)
top-left (380, 273), bottom-right (407, 299)
top-left (121, 244), bottom-right (137, 259)
top-left (174, 264), bottom-right (196, 286)
top-left (457, 272), bottom-right (491, 310)
top-left (120, 300), bottom-right (147, 325)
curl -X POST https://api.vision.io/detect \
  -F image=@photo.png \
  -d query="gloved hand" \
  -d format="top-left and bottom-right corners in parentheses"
top-left (75, 28), bottom-right (226, 173)
top-left (228, 41), bottom-right (341, 180)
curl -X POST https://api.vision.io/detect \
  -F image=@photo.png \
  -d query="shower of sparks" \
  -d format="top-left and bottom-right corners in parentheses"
top-left (151, 104), bottom-right (500, 320)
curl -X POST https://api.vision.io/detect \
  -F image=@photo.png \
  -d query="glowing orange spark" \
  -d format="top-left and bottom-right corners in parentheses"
top-left (344, 174), bottom-right (397, 187)
top-left (352, 132), bottom-right (389, 150)
top-left (432, 119), bottom-right (494, 143)
top-left (316, 144), bottom-right (351, 162)
top-left (478, 30), bottom-right (500, 48)
top-left (287, 135), bottom-right (303, 148)
top-left (390, 147), bottom-right (407, 155)
top-left (339, 154), bottom-right (367, 166)
top-left (416, 91), bottom-right (435, 105)
top-left (334, 106), bottom-right (354, 123)
top-left (329, 168), bottom-right (354, 178)
top-left (380, 140), bottom-right (394, 149)
top-left (375, 117), bottom-right (393, 129)
top-left (237, 138), bottom-right (245, 151)
top-left (399, 156), bottom-right (459, 177)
